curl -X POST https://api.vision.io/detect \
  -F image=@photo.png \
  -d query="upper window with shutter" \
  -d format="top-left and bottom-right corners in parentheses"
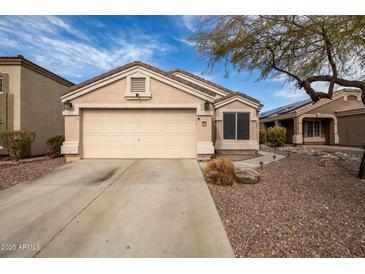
top-left (131, 77), bottom-right (146, 93)
top-left (223, 112), bottom-right (250, 140)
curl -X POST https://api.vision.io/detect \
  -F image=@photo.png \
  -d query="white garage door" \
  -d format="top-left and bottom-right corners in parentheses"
top-left (82, 109), bottom-right (197, 158)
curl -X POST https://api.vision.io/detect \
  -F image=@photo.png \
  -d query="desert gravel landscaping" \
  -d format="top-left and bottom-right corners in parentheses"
top-left (208, 153), bottom-right (365, 258)
top-left (0, 157), bottom-right (66, 190)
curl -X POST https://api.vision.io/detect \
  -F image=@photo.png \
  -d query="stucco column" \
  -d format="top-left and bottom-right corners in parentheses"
top-left (292, 116), bottom-right (303, 144)
top-left (333, 119), bottom-right (339, 144)
top-left (196, 109), bottom-right (214, 157)
top-left (61, 114), bottom-right (81, 161)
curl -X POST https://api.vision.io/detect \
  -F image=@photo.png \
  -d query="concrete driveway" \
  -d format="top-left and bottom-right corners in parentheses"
top-left (0, 159), bottom-right (234, 258)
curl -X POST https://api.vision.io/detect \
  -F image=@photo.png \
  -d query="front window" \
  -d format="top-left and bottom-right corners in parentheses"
top-left (307, 120), bottom-right (321, 137)
top-left (223, 112), bottom-right (250, 140)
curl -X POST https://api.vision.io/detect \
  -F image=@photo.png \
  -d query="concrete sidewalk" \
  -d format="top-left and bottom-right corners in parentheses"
top-left (235, 151), bottom-right (286, 168)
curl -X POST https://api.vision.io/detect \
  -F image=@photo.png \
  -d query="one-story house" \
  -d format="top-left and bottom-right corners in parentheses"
top-left (0, 55), bottom-right (74, 156)
top-left (60, 61), bottom-right (262, 161)
top-left (260, 88), bottom-right (365, 147)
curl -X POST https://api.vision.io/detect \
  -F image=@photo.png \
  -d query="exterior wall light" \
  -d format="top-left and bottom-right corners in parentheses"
top-left (64, 100), bottom-right (73, 110)
top-left (204, 100), bottom-right (210, 111)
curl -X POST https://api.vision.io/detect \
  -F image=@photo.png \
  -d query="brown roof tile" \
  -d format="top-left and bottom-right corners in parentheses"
top-left (62, 61), bottom-right (217, 97)
top-left (0, 55), bottom-right (74, 87)
top-left (214, 92), bottom-right (262, 106)
top-left (171, 68), bottom-right (261, 105)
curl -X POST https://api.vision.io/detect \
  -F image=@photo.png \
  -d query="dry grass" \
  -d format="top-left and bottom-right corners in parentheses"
top-left (203, 157), bottom-right (235, 186)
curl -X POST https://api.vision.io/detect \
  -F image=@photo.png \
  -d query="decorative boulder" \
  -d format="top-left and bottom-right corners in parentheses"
top-left (235, 168), bottom-right (261, 184)
top-left (318, 158), bottom-right (335, 167)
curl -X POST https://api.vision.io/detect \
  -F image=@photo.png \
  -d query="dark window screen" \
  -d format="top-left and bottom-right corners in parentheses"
top-left (237, 113), bottom-right (250, 140)
top-left (223, 113), bottom-right (236, 139)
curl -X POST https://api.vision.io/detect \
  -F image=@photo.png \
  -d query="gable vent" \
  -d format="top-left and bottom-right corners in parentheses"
top-left (131, 77), bottom-right (146, 93)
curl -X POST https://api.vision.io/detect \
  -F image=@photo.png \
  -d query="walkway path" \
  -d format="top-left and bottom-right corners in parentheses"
top-left (235, 151), bottom-right (286, 168)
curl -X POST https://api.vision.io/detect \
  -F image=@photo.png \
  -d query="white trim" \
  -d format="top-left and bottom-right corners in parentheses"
top-left (125, 71), bottom-right (151, 99)
top-left (172, 72), bottom-right (229, 97)
top-left (61, 66), bottom-right (215, 102)
top-left (63, 103), bottom-right (202, 116)
top-left (214, 96), bottom-right (261, 109)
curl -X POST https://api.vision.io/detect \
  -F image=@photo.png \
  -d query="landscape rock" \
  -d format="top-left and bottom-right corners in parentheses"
top-left (318, 158), bottom-right (335, 167)
top-left (260, 144), bottom-right (361, 162)
top-left (235, 168), bottom-right (260, 184)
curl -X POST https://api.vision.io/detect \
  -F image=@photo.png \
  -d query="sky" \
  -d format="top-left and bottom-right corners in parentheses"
top-left (0, 15), bottom-right (311, 111)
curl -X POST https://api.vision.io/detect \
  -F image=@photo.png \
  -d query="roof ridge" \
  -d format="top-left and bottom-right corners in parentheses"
top-left (170, 68), bottom-right (261, 104)
top-left (170, 68), bottom-right (233, 94)
top-left (214, 91), bottom-right (262, 106)
top-left (260, 88), bottom-right (360, 118)
top-left (0, 55), bottom-right (74, 86)
top-left (62, 60), bottom-right (216, 97)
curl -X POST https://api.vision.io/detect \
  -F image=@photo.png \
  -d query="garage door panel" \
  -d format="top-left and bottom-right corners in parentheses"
top-left (82, 109), bottom-right (196, 158)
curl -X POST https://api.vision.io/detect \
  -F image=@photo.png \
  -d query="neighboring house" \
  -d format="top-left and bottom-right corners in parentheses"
top-left (260, 88), bottom-right (365, 147)
top-left (60, 61), bottom-right (262, 161)
top-left (0, 55), bottom-right (74, 156)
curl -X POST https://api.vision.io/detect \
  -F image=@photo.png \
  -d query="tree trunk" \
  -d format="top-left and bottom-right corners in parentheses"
top-left (359, 144), bottom-right (365, 179)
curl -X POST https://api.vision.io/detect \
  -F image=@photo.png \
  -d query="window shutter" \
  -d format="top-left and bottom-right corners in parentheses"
top-left (131, 77), bottom-right (146, 93)
top-left (223, 113), bottom-right (236, 139)
top-left (237, 113), bottom-right (250, 140)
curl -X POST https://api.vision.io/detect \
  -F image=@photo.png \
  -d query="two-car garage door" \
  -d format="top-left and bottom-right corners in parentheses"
top-left (82, 109), bottom-right (196, 158)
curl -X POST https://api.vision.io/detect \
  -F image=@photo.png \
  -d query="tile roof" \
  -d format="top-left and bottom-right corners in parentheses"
top-left (171, 68), bottom-right (261, 105)
top-left (0, 55), bottom-right (74, 86)
top-left (214, 92), bottom-right (262, 106)
top-left (62, 61), bottom-right (217, 97)
top-left (260, 88), bottom-right (363, 118)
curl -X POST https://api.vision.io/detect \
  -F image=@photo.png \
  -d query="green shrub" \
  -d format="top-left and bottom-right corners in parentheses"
top-left (0, 131), bottom-right (35, 161)
top-left (203, 157), bottom-right (235, 186)
top-left (47, 135), bottom-right (65, 158)
top-left (259, 129), bottom-right (267, 144)
top-left (267, 126), bottom-right (286, 147)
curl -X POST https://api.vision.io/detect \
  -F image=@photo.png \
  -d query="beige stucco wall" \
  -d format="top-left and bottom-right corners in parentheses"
top-left (293, 93), bottom-right (363, 144)
top-left (20, 66), bottom-right (69, 155)
top-left (338, 112), bottom-right (365, 146)
top-left (305, 94), bottom-right (363, 116)
top-left (73, 78), bottom-right (205, 105)
top-left (64, 76), bottom-right (214, 158)
top-left (215, 100), bottom-right (259, 151)
top-left (0, 65), bottom-right (21, 130)
top-left (0, 65), bottom-right (21, 154)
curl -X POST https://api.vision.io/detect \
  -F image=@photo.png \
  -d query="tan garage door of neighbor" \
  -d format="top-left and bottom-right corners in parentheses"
top-left (82, 109), bottom-right (197, 158)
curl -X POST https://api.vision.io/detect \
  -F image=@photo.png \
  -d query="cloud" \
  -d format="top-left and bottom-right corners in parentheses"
top-left (173, 36), bottom-right (196, 47)
top-left (0, 16), bottom-right (175, 82)
top-left (181, 16), bottom-right (199, 32)
top-left (274, 88), bottom-right (308, 101)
